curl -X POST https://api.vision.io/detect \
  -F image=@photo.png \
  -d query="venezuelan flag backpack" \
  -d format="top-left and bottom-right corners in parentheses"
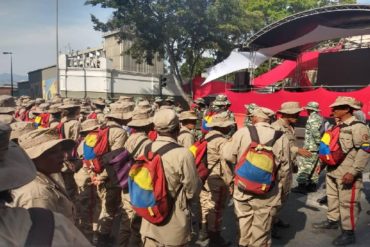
top-left (189, 134), bottom-right (224, 182)
top-left (128, 142), bottom-right (181, 224)
top-left (234, 126), bottom-right (283, 195)
top-left (319, 121), bottom-right (366, 166)
top-left (83, 127), bottom-right (110, 173)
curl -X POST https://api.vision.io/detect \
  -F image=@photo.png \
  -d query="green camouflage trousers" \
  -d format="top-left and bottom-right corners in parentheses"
top-left (296, 152), bottom-right (320, 185)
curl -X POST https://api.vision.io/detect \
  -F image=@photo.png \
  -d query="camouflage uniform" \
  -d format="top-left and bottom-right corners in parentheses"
top-left (244, 103), bottom-right (257, 127)
top-left (296, 102), bottom-right (323, 185)
top-left (212, 95), bottom-right (235, 137)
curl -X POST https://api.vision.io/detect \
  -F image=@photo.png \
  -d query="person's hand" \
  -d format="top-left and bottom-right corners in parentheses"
top-left (342, 173), bottom-right (355, 185)
top-left (298, 148), bottom-right (312, 158)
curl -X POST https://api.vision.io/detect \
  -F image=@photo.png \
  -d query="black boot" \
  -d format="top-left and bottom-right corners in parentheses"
top-left (271, 225), bottom-right (281, 239)
top-left (312, 219), bottom-right (339, 229)
top-left (96, 233), bottom-right (114, 247)
top-left (306, 183), bottom-right (317, 193)
top-left (208, 231), bottom-right (231, 247)
top-left (332, 230), bottom-right (355, 246)
top-left (197, 223), bottom-right (209, 241)
top-left (291, 183), bottom-right (308, 194)
top-left (317, 195), bottom-right (328, 206)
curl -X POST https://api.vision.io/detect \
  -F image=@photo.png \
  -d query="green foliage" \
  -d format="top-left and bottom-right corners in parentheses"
top-left (86, 0), bottom-right (259, 84)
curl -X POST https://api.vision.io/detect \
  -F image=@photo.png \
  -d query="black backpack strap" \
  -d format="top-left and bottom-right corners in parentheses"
top-left (247, 125), bottom-right (260, 143)
top-left (155, 142), bottom-right (182, 156)
top-left (25, 208), bottom-right (55, 246)
top-left (205, 134), bottom-right (224, 143)
top-left (265, 130), bottom-right (284, 147)
top-left (131, 137), bottom-right (149, 157)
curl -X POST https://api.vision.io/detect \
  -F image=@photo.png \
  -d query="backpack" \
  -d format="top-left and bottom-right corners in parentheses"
top-left (319, 121), bottom-right (363, 166)
top-left (87, 112), bottom-right (97, 119)
top-left (83, 127), bottom-right (110, 173)
top-left (103, 138), bottom-right (149, 189)
top-left (25, 208), bottom-right (55, 246)
top-left (128, 142), bottom-right (181, 224)
top-left (189, 134), bottom-right (224, 182)
top-left (201, 111), bottom-right (216, 134)
top-left (234, 125), bottom-right (283, 195)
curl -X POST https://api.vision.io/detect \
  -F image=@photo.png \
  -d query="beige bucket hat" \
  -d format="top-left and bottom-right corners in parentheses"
top-left (153, 108), bottom-right (179, 132)
top-left (329, 96), bottom-right (361, 110)
top-left (48, 104), bottom-right (62, 114)
top-left (106, 104), bottom-right (133, 120)
top-left (128, 110), bottom-right (153, 127)
top-left (277, 102), bottom-right (303, 114)
top-left (251, 107), bottom-right (275, 120)
top-left (80, 119), bottom-right (100, 133)
top-left (32, 103), bottom-right (50, 114)
top-left (10, 122), bottom-right (36, 141)
top-left (0, 123), bottom-right (37, 191)
top-left (18, 128), bottom-right (76, 159)
top-left (93, 97), bottom-right (106, 106)
top-left (59, 98), bottom-right (81, 109)
top-left (0, 114), bottom-right (15, 124)
top-left (118, 95), bottom-right (134, 103)
top-left (206, 112), bottom-right (235, 128)
top-left (22, 99), bottom-right (35, 108)
top-left (0, 95), bottom-right (16, 114)
top-left (179, 111), bottom-right (198, 121)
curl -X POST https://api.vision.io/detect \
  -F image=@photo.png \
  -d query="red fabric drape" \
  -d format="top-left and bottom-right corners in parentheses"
top-left (225, 87), bottom-right (370, 119)
top-left (192, 76), bottom-right (232, 100)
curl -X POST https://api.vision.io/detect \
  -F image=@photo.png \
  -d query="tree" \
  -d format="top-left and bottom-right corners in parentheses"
top-left (86, 0), bottom-right (258, 103)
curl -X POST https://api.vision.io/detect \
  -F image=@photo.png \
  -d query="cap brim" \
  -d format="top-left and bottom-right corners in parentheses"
top-left (207, 120), bottom-right (235, 128)
top-left (106, 112), bottom-right (133, 120)
top-left (329, 102), bottom-right (360, 110)
top-left (0, 107), bottom-right (15, 114)
top-left (24, 139), bottom-right (76, 159)
top-left (80, 125), bottom-right (100, 133)
top-left (278, 108), bottom-right (303, 114)
top-left (0, 141), bottom-right (37, 190)
top-left (127, 118), bottom-right (153, 127)
top-left (179, 117), bottom-right (198, 121)
top-left (304, 107), bottom-right (320, 111)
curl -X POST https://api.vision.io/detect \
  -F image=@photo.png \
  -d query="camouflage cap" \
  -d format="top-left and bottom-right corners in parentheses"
top-left (93, 97), bottom-right (106, 106)
top-left (250, 107), bottom-right (270, 120)
top-left (213, 94), bottom-right (231, 106)
top-left (165, 96), bottom-right (175, 103)
top-left (154, 96), bottom-right (163, 103)
top-left (244, 103), bottom-right (258, 116)
top-left (305, 101), bottom-right (320, 112)
top-left (194, 98), bottom-right (205, 105)
top-left (179, 111), bottom-right (198, 121)
top-left (329, 96), bottom-right (361, 110)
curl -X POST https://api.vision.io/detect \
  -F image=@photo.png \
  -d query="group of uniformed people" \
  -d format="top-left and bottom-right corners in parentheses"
top-left (0, 92), bottom-right (369, 247)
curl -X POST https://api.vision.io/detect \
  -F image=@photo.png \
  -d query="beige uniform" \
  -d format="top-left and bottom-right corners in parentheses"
top-left (222, 122), bottom-right (290, 247)
top-left (326, 116), bottom-right (370, 230)
top-left (177, 126), bottom-right (195, 148)
top-left (119, 132), bottom-right (152, 246)
top-left (271, 118), bottom-right (296, 199)
top-left (141, 136), bottom-right (201, 246)
top-left (11, 172), bottom-right (76, 222)
top-left (200, 130), bottom-right (230, 232)
top-left (60, 117), bottom-right (81, 201)
top-left (0, 205), bottom-right (91, 246)
top-left (96, 121), bottom-right (128, 236)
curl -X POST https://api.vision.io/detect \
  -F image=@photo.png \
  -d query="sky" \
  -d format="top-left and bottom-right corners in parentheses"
top-left (1, 0), bottom-right (370, 77)
top-left (0, 0), bottom-right (112, 76)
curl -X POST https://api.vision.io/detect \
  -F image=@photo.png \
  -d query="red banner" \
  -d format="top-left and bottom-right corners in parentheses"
top-left (193, 76), bottom-right (232, 99)
top-left (226, 87), bottom-right (370, 119)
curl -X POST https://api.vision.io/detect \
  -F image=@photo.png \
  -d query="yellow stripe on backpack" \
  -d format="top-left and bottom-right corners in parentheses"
top-left (246, 151), bottom-right (274, 173)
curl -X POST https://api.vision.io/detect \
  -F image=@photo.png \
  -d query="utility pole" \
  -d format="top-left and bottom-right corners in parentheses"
top-left (3, 52), bottom-right (14, 96)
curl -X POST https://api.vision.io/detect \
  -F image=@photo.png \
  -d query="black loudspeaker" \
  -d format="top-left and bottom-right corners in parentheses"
top-left (234, 71), bottom-right (250, 89)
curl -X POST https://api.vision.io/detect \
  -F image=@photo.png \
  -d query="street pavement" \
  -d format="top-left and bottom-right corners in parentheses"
top-left (192, 172), bottom-right (370, 247)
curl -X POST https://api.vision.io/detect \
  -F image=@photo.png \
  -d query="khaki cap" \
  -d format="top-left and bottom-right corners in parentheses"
top-left (10, 121), bottom-right (36, 141)
top-left (305, 101), bottom-right (320, 112)
top-left (48, 104), bottom-right (62, 114)
top-left (179, 111), bottom-right (198, 121)
top-left (32, 103), bottom-right (50, 114)
top-left (127, 110), bottom-right (153, 127)
top-left (59, 98), bottom-right (81, 109)
top-left (106, 104), bottom-right (132, 120)
top-left (93, 97), bottom-right (106, 106)
top-left (206, 112), bottom-right (235, 128)
top-left (0, 123), bottom-right (37, 191)
top-left (153, 109), bottom-right (179, 132)
top-left (0, 95), bottom-right (16, 114)
top-left (80, 119), bottom-right (100, 133)
top-left (35, 98), bottom-right (45, 104)
top-left (251, 107), bottom-right (274, 120)
top-left (18, 128), bottom-right (76, 159)
top-left (329, 96), bottom-right (361, 110)
top-left (118, 95), bottom-right (134, 102)
top-left (0, 114), bottom-right (15, 124)
top-left (277, 102), bottom-right (303, 114)
top-left (22, 99), bottom-right (35, 108)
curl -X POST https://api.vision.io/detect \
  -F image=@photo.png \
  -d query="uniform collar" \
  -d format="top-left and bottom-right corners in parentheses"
top-left (342, 116), bottom-right (356, 125)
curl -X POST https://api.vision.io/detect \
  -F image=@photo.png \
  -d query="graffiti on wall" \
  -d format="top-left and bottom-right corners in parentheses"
top-left (42, 78), bottom-right (58, 100)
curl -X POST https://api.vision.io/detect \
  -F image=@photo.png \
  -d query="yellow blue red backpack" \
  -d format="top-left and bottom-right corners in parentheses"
top-left (234, 125), bottom-right (283, 195)
top-left (83, 127), bottom-right (110, 173)
top-left (128, 142), bottom-right (181, 224)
